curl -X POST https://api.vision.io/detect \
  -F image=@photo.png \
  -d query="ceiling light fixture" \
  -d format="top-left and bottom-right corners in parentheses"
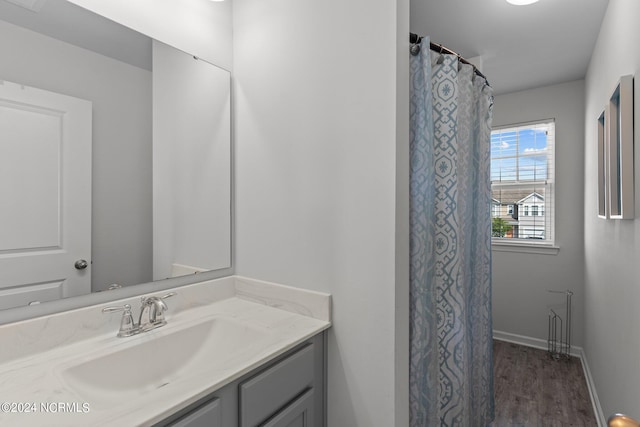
top-left (506, 0), bottom-right (539, 5)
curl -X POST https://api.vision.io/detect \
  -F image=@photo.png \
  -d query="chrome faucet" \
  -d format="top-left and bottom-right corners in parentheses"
top-left (102, 292), bottom-right (176, 337)
top-left (139, 293), bottom-right (176, 332)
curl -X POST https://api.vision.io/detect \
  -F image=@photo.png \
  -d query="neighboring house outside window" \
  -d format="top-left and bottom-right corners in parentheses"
top-left (490, 121), bottom-right (555, 245)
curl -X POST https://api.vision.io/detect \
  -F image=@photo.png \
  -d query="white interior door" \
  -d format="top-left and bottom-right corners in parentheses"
top-left (0, 80), bottom-right (92, 310)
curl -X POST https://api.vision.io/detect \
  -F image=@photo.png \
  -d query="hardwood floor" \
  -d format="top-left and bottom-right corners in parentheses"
top-left (490, 340), bottom-right (598, 426)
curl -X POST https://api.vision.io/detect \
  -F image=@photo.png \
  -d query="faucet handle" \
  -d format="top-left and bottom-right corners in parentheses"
top-left (140, 292), bottom-right (175, 305)
top-left (102, 303), bottom-right (132, 314)
top-left (152, 292), bottom-right (176, 324)
top-left (102, 304), bottom-right (139, 338)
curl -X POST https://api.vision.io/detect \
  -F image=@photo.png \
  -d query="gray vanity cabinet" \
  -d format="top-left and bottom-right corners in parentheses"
top-left (239, 342), bottom-right (314, 426)
top-left (260, 388), bottom-right (314, 427)
top-left (167, 397), bottom-right (221, 427)
top-left (157, 332), bottom-right (326, 427)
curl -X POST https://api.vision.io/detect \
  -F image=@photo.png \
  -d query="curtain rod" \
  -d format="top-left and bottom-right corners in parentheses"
top-left (410, 32), bottom-right (491, 86)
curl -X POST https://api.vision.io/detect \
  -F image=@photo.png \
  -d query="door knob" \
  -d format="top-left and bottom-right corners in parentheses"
top-left (74, 259), bottom-right (88, 270)
top-left (609, 414), bottom-right (640, 427)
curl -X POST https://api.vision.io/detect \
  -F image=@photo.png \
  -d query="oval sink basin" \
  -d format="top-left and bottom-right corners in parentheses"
top-left (60, 317), bottom-right (268, 407)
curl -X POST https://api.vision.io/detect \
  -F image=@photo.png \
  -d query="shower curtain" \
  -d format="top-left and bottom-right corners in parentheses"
top-left (409, 37), bottom-right (494, 427)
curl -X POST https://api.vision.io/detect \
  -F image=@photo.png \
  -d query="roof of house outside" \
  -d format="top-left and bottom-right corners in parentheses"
top-left (492, 188), bottom-right (545, 205)
top-left (517, 192), bottom-right (545, 205)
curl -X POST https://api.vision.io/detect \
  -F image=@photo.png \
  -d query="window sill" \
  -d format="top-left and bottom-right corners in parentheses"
top-left (491, 240), bottom-right (559, 255)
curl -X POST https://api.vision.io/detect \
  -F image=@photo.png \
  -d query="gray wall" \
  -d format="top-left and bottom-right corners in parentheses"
top-left (232, 0), bottom-right (410, 425)
top-left (491, 80), bottom-right (586, 347)
top-left (0, 20), bottom-right (153, 291)
top-left (583, 0), bottom-right (640, 419)
top-left (152, 41), bottom-right (232, 280)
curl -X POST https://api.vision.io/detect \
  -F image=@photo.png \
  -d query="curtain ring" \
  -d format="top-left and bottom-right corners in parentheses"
top-left (410, 42), bottom-right (421, 56)
top-left (435, 44), bottom-right (445, 64)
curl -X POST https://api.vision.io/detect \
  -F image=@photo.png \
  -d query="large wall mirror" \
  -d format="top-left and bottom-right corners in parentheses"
top-left (0, 0), bottom-right (231, 314)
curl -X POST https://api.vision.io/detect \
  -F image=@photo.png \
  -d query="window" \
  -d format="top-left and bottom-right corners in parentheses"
top-left (490, 120), bottom-right (555, 245)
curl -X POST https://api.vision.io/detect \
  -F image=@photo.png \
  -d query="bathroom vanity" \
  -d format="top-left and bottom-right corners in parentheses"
top-left (0, 276), bottom-right (331, 426)
top-left (158, 334), bottom-right (324, 427)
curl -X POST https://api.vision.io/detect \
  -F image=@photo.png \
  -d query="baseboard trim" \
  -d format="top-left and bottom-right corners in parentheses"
top-left (493, 330), bottom-right (605, 426)
top-left (576, 348), bottom-right (606, 427)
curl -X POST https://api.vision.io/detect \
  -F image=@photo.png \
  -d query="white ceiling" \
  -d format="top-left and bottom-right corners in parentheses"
top-left (2, 0), bottom-right (610, 95)
top-left (410, 0), bottom-right (610, 95)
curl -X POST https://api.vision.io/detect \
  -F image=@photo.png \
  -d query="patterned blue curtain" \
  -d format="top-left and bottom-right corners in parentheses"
top-left (409, 37), bottom-right (494, 427)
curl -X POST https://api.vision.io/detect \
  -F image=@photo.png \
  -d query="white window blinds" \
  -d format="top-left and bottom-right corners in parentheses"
top-left (490, 120), bottom-right (555, 244)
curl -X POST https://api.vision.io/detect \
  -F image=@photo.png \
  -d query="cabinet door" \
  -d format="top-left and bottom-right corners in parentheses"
top-left (262, 389), bottom-right (314, 427)
top-left (168, 397), bottom-right (221, 427)
top-left (240, 344), bottom-right (314, 427)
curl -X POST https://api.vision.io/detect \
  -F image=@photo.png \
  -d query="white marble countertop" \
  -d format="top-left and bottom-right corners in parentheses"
top-left (0, 276), bottom-right (331, 426)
